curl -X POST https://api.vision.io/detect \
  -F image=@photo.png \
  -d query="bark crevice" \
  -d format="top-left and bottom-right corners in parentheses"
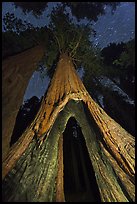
top-left (2, 52), bottom-right (135, 202)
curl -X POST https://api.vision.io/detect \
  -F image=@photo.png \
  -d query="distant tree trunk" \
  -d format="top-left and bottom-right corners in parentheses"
top-left (2, 52), bottom-right (135, 202)
top-left (90, 78), bottom-right (135, 136)
top-left (2, 45), bottom-right (44, 160)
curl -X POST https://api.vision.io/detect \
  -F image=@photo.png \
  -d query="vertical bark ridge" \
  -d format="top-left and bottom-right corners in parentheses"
top-left (2, 52), bottom-right (135, 202)
top-left (99, 141), bottom-right (134, 201)
top-left (56, 134), bottom-right (65, 202)
top-left (84, 95), bottom-right (134, 178)
top-left (2, 45), bottom-right (44, 160)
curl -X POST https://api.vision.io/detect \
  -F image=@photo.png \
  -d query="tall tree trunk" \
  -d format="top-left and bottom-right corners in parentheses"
top-left (2, 45), bottom-right (44, 160)
top-left (91, 77), bottom-right (135, 136)
top-left (56, 134), bottom-right (65, 202)
top-left (2, 52), bottom-right (135, 202)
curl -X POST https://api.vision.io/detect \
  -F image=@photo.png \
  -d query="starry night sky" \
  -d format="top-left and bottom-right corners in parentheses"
top-left (2, 2), bottom-right (135, 101)
top-left (92, 2), bottom-right (135, 48)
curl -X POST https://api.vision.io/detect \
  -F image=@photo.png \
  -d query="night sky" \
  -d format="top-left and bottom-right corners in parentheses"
top-left (2, 2), bottom-right (135, 102)
top-left (92, 2), bottom-right (135, 48)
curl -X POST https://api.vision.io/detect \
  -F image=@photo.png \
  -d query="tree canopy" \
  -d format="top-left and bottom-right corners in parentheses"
top-left (64, 2), bottom-right (119, 21)
top-left (14, 2), bottom-right (48, 17)
top-left (2, 2), bottom-right (134, 94)
top-left (113, 39), bottom-right (135, 71)
top-left (100, 40), bottom-right (135, 81)
top-left (38, 5), bottom-right (105, 80)
top-left (13, 2), bottom-right (119, 21)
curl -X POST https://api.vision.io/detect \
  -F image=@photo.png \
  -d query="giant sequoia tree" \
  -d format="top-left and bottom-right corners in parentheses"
top-left (2, 4), bottom-right (135, 202)
top-left (2, 2), bottom-right (118, 160)
top-left (2, 2), bottom-right (120, 160)
top-left (2, 45), bottom-right (44, 160)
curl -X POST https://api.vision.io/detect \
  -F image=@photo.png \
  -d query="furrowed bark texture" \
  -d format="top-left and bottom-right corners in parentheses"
top-left (56, 134), bottom-right (65, 202)
top-left (2, 45), bottom-right (44, 160)
top-left (2, 52), bottom-right (135, 202)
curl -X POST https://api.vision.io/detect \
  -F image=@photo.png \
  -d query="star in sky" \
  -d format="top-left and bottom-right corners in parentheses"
top-left (92, 2), bottom-right (135, 48)
top-left (2, 2), bottom-right (135, 101)
top-left (2, 2), bottom-right (135, 49)
top-left (23, 69), bottom-right (50, 102)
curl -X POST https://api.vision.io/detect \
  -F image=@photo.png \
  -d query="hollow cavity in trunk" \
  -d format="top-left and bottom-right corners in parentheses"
top-left (63, 117), bottom-right (101, 202)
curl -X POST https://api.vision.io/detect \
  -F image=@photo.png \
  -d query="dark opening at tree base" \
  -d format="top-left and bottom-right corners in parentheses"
top-left (63, 117), bottom-right (101, 202)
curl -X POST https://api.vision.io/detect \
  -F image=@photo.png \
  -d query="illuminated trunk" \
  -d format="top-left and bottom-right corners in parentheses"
top-left (2, 45), bottom-right (44, 160)
top-left (2, 52), bottom-right (135, 202)
top-left (56, 134), bottom-right (65, 202)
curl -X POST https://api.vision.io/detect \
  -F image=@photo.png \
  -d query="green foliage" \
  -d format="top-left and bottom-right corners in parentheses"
top-left (2, 31), bottom-right (36, 58)
top-left (82, 52), bottom-right (105, 94)
top-left (113, 39), bottom-right (135, 69)
top-left (3, 12), bottom-right (33, 33)
top-left (48, 6), bottom-right (87, 54)
top-left (13, 2), bottom-right (119, 21)
top-left (14, 2), bottom-right (48, 17)
top-left (97, 39), bottom-right (135, 100)
top-left (99, 39), bottom-right (135, 81)
top-left (2, 12), bottom-right (50, 58)
top-left (64, 2), bottom-right (119, 21)
top-left (101, 42), bottom-right (125, 66)
top-left (2, 3), bottom-right (121, 83)
top-left (112, 39), bottom-right (135, 95)
top-left (2, 13), bottom-right (37, 57)
top-left (2, 29), bottom-right (39, 58)
top-left (44, 6), bottom-right (102, 75)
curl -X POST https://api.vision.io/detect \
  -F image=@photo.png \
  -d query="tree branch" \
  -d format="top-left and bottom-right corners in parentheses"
top-left (48, 27), bottom-right (61, 53)
top-left (70, 33), bottom-right (83, 57)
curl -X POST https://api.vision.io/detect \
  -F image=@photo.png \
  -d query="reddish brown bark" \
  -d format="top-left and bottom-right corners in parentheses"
top-left (56, 135), bottom-right (65, 202)
top-left (2, 45), bottom-right (44, 160)
top-left (2, 52), bottom-right (135, 201)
